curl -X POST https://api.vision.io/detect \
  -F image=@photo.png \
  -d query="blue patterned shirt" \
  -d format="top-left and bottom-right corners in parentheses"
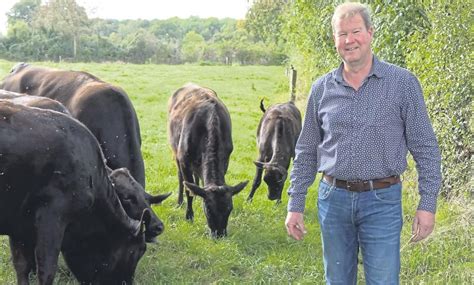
top-left (287, 56), bottom-right (441, 213)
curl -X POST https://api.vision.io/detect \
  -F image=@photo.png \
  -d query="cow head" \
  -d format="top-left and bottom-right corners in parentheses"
top-left (184, 181), bottom-right (248, 238)
top-left (254, 161), bottom-right (288, 202)
top-left (63, 223), bottom-right (147, 284)
top-left (9, 62), bottom-right (29, 74)
top-left (109, 168), bottom-right (171, 242)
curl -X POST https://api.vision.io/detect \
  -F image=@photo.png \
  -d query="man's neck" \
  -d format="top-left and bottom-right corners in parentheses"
top-left (342, 54), bottom-right (373, 90)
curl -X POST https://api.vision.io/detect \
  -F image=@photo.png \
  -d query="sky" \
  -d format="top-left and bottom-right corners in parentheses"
top-left (0, 0), bottom-right (251, 35)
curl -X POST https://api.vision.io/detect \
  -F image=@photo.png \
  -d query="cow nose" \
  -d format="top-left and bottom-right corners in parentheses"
top-left (211, 229), bottom-right (227, 239)
top-left (268, 192), bottom-right (281, 201)
top-left (145, 222), bottom-right (164, 243)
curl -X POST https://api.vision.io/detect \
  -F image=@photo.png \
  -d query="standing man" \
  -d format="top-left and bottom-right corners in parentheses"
top-left (285, 2), bottom-right (441, 285)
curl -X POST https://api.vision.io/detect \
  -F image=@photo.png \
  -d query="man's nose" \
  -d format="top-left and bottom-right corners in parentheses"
top-left (345, 32), bottom-right (356, 43)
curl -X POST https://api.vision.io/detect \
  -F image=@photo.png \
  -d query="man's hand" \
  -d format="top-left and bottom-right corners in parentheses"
top-left (285, 212), bottom-right (307, 240)
top-left (410, 210), bottom-right (436, 242)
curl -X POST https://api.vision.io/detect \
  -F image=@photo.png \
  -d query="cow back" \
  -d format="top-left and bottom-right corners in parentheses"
top-left (168, 83), bottom-right (233, 182)
top-left (0, 89), bottom-right (70, 114)
top-left (1, 64), bottom-right (146, 186)
top-left (257, 101), bottom-right (302, 160)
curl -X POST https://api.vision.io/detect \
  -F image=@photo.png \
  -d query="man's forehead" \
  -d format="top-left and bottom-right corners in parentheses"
top-left (334, 14), bottom-right (365, 30)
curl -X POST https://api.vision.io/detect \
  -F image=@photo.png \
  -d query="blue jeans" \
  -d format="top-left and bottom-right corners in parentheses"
top-left (317, 179), bottom-right (403, 285)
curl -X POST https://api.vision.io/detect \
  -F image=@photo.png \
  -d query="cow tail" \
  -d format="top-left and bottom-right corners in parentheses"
top-left (260, 99), bottom-right (266, 113)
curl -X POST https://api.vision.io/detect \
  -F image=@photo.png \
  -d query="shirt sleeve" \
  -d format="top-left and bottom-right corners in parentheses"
top-left (402, 74), bottom-right (442, 213)
top-left (287, 81), bottom-right (322, 213)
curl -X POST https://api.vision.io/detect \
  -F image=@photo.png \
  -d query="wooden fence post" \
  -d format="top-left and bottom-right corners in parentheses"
top-left (289, 65), bottom-right (297, 102)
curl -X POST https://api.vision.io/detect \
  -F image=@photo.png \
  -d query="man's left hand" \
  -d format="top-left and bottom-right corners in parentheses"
top-left (411, 210), bottom-right (436, 242)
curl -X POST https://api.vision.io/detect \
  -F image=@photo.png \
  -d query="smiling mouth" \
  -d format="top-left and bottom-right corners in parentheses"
top-left (346, 47), bottom-right (358, 51)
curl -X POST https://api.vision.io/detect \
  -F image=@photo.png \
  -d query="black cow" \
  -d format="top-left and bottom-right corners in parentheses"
top-left (247, 100), bottom-right (302, 203)
top-left (0, 101), bottom-right (167, 284)
top-left (0, 89), bottom-right (70, 114)
top-left (168, 83), bottom-right (248, 238)
top-left (62, 167), bottom-right (171, 284)
top-left (0, 63), bottom-right (145, 186)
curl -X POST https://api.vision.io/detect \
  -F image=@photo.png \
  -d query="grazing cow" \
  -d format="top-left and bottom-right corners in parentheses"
top-left (0, 63), bottom-right (145, 186)
top-left (168, 83), bottom-right (248, 238)
top-left (247, 100), bottom-right (302, 203)
top-left (0, 101), bottom-right (165, 284)
top-left (62, 167), bottom-right (171, 284)
top-left (0, 89), bottom-right (70, 114)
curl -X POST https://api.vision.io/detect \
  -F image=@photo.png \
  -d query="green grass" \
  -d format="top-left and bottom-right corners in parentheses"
top-left (0, 60), bottom-right (472, 284)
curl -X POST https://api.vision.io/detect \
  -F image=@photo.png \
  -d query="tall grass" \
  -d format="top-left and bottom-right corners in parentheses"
top-left (0, 60), bottom-right (472, 284)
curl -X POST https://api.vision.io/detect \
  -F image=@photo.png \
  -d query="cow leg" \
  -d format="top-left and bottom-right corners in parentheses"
top-left (180, 164), bottom-right (195, 221)
top-left (177, 159), bottom-right (184, 206)
top-left (193, 174), bottom-right (200, 187)
top-left (247, 167), bottom-right (264, 202)
top-left (34, 205), bottom-right (66, 285)
top-left (185, 190), bottom-right (194, 221)
top-left (9, 237), bottom-right (36, 285)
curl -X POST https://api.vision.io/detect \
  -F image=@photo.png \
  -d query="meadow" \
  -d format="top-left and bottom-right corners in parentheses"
top-left (0, 60), bottom-right (472, 284)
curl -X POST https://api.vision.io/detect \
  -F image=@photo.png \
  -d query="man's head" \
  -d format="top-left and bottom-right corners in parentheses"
top-left (332, 2), bottom-right (374, 68)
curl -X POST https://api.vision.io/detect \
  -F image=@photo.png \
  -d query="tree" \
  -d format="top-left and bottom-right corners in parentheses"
top-left (6, 0), bottom-right (41, 27)
top-left (33, 0), bottom-right (90, 59)
top-left (245, 0), bottom-right (289, 44)
top-left (181, 31), bottom-right (206, 63)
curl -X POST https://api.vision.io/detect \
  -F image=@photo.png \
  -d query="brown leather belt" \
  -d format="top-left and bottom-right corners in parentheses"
top-left (323, 174), bottom-right (400, 192)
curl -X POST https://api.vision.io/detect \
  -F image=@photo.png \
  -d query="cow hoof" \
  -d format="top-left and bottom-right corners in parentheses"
top-left (185, 213), bottom-right (194, 221)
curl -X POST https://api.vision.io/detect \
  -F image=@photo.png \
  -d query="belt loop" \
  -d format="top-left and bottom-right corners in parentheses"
top-left (369, 180), bottom-right (374, 191)
top-left (332, 177), bottom-right (337, 187)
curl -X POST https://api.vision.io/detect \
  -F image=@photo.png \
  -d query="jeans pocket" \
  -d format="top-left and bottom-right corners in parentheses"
top-left (318, 180), bottom-right (334, 201)
top-left (373, 183), bottom-right (402, 204)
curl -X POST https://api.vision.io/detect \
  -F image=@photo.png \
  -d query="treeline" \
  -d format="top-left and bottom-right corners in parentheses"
top-left (0, 0), bottom-right (285, 65)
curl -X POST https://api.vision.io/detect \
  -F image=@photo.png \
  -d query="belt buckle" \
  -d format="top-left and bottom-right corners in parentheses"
top-left (346, 179), bottom-right (367, 192)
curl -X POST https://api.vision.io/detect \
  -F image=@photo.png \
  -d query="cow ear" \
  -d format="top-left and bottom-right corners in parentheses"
top-left (184, 182), bottom-right (207, 198)
top-left (230, 180), bottom-right (249, 196)
top-left (254, 161), bottom-right (265, 169)
top-left (148, 192), bottom-right (172, 204)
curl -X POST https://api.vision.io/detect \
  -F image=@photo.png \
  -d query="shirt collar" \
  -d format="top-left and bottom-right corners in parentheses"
top-left (334, 55), bottom-right (385, 84)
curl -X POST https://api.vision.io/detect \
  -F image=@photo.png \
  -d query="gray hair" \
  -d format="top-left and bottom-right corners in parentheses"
top-left (331, 2), bottom-right (372, 32)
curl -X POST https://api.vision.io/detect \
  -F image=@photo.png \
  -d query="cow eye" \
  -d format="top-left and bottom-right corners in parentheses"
top-left (122, 196), bottom-right (135, 204)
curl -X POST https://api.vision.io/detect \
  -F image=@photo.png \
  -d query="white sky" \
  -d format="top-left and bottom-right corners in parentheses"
top-left (0, 0), bottom-right (251, 35)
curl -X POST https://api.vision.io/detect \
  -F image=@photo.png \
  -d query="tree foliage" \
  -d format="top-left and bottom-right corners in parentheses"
top-left (33, 0), bottom-right (89, 58)
top-left (405, 1), bottom-right (473, 197)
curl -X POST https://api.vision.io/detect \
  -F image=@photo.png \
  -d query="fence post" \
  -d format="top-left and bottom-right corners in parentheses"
top-left (289, 65), bottom-right (297, 102)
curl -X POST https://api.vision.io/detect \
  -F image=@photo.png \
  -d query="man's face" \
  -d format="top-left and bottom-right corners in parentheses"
top-left (333, 14), bottom-right (373, 67)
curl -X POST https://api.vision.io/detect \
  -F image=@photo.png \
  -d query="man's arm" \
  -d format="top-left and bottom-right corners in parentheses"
top-left (402, 73), bottom-right (442, 241)
top-left (285, 82), bottom-right (323, 240)
top-left (287, 83), bottom-right (321, 213)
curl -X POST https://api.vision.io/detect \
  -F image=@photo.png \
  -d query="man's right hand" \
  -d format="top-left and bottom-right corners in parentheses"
top-left (285, 212), bottom-right (307, 240)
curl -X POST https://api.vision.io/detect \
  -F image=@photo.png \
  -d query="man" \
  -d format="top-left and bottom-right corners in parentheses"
top-left (285, 2), bottom-right (441, 284)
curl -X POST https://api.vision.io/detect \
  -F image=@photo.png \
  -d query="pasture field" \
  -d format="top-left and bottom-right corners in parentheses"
top-left (0, 60), bottom-right (472, 284)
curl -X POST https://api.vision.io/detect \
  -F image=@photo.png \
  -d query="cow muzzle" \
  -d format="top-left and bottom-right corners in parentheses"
top-left (211, 229), bottom-right (227, 239)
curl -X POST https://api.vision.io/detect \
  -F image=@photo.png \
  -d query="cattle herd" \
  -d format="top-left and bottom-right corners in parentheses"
top-left (0, 63), bottom-right (302, 284)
